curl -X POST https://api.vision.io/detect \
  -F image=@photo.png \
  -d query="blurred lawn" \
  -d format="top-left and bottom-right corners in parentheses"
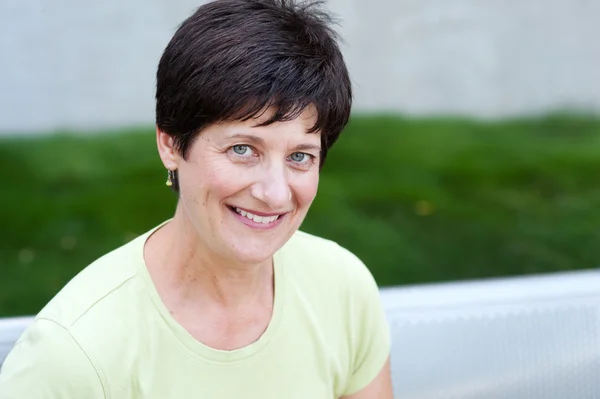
top-left (2, 114), bottom-right (600, 316)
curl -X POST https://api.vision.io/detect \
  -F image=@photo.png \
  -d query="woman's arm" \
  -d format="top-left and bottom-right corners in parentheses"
top-left (341, 356), bottom-right (393, 399)
top-left (0, 318), bottom-right (105, 398)
top-left (338, 246), bottom-right (393, 398)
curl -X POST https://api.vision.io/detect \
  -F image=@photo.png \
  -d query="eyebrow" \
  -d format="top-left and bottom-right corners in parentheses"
top-left (228, 134), bottom-right (265, 145)
top-left (294, 143), bottom-right (322, 153)
top-left (228, 133), bottom-right (321, 153)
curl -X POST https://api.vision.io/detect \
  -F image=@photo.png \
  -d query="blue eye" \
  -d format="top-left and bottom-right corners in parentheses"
top-left (290, 152), bottom-right (310, 163)
top-left (232, 145), bottom-right (251, 155)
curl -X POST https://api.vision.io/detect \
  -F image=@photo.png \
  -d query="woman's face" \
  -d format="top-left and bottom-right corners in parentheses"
top-left (158, 107), bottom-right (321, 265)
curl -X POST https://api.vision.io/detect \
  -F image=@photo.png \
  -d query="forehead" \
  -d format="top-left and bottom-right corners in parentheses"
top-left (252, 104), bottom-right (318, 126)
top-left (212, 106), bottom-right (320, 142)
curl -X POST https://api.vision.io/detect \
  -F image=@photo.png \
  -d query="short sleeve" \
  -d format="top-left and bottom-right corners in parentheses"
top-left (342, 249), bottom-right (391, 396)
top-left (0, 318), bottom-right (105, 398)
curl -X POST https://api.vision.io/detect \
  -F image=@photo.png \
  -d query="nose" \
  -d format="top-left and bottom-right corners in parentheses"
top-left (250, 163), bottom-right (292, 210)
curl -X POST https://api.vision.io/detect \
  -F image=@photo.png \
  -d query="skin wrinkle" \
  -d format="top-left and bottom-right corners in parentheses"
top-left (151, 108), bottom-right (320, 332)
top-left (145, 11), bottom-right (399, 398)
top-left (137, 2), bottom-right (392, 396)
top-left (156, 2), bottom-right (351, 164)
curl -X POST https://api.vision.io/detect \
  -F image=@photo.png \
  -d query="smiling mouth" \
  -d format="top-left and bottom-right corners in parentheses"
top-left (227, 206), bottom-right (283, 224)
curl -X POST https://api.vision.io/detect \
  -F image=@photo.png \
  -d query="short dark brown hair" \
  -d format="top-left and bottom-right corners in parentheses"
top-left (155, 0), bottom-right (352, 169)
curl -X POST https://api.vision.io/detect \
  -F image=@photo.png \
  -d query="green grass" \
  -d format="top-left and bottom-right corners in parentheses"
top-left (2, 113), bottom-right (600, 316)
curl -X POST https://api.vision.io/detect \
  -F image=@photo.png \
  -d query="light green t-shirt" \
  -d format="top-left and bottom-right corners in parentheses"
top-left (0, 223), bottom-right (390, 398)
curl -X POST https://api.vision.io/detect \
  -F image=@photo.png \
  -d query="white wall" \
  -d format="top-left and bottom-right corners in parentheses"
top-left (1, 0), bottom-right (599, 134)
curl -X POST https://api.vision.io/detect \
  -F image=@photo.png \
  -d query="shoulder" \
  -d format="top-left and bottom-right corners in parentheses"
top-left (36, 232), bottom-right (147, 328)
top-left (279, 230), bottom-right (390, 395)
top-left (283, 230), bottom-right (366, 268)
top-left (281, 230), bottom-right (376, 289)
top-left (0, 318), bottom-right (105, 397)
top-left (279, 230), bottom-right (381, 319)
top-left (33, 230), bottom-right (156, 360)
top-left (0, 230), bottom-right (158, 397)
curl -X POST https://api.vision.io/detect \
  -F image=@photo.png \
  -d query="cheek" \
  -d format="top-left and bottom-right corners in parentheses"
top-left (209, 166), bottom-right (254, 197)
top-left (294, 172), bottom-right (320, 207)
top-left (182, 157), bottom-right (250, 197)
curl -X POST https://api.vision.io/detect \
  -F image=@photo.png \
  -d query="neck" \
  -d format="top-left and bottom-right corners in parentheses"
top-left (145, 206), bottom-right (274, 310)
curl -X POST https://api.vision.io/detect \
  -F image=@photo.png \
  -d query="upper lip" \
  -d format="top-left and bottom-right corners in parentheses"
top-left (229, 205), bottom-right (288, 217)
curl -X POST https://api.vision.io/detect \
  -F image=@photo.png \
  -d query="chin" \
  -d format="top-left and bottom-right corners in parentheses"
top-left (228, 245), bottom-right (278, 265)
top-left (224, 232), bottom-right (293, 265)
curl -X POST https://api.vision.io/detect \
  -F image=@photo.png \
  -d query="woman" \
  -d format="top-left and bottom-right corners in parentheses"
top-left (0, 0), bottom-right (392, 397)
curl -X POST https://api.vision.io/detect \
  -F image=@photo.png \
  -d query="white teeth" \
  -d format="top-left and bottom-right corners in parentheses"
top-left (235, 207), bottom-right (279, 224)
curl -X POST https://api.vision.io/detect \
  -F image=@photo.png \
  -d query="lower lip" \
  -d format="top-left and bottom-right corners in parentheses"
top-left (228, 207), bottom-right (285, 230)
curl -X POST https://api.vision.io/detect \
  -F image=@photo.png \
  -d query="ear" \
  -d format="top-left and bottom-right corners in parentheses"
top-left (156, 126), bottom-right (181, 170)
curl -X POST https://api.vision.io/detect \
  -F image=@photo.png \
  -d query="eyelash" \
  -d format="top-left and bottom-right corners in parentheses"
top-left (289, 152), bottom-right (314, 165)
top-left (229, 144), bottom-right (256, 157)
top-left (227, 145), bottom-right (316, 167)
